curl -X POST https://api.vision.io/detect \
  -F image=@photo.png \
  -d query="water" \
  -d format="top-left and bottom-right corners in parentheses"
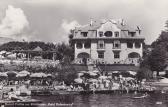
top-left (29, 93), bottom-right (168, 107)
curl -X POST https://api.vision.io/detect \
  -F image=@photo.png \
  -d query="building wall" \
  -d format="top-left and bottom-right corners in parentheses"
top-left (74, 39), bottom-right (143, 65)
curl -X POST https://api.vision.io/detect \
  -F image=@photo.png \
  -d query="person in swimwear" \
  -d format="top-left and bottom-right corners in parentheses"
top-left (8, 88), bottom-right (22, 101)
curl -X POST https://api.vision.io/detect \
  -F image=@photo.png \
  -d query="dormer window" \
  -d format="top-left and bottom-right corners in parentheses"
top-left (81, 32), bottom-right (88, 37)
top-left (104, 31), bottom-right (112, 37)
top-left (128, 31), bottom-right (136, 37)
top-left (115, 32), bottom-right (119, 37)
top-left (99, 31), bottom-right (103, 37)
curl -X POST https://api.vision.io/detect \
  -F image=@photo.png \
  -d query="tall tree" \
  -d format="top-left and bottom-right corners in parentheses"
top-left (141, 31), bottom-right (168, 75)
top-left (165, 20), bottom-right (168, 32)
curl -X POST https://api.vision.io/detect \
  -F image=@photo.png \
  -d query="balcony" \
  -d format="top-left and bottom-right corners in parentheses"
top-left (112, 47), bottom-right (121, 50)
top-left (97, 46), bottom-right (105, 51)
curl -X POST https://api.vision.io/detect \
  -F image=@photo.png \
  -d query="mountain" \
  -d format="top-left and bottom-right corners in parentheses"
top-left (0, 37), bottom-right (14, 45)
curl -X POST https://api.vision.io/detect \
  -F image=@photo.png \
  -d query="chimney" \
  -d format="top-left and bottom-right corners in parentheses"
top-left (137, 26), bottom-right (141, 34)
top-left (121, 19), bottom-right (125, 26)
top-left (90, 18), bottom-right (93, 26)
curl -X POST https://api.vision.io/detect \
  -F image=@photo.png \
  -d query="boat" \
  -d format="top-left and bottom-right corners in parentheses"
top-left (132, 94), bottom-right (148, 99)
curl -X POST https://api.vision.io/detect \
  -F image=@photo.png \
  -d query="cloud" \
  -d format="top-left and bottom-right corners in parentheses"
top-left (61, 19), bottom-right (80, 34)
top-left (9, 0), bottom-right (168, 44)
top-left (0, 5), bottom-right (30, 41)
top-left (60, 19), bottom-right (80, 42)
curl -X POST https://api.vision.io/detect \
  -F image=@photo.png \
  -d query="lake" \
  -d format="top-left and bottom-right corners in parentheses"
top-left (30, 92), bottom-right (168, 107)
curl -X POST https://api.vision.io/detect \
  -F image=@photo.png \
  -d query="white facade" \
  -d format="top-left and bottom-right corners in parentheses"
top-left (72, 19), bottom-right (145, 66)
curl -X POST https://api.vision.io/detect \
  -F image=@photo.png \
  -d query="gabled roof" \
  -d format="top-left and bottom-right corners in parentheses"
top-left (74, 19), bottom-right (139, 32)
top-left (32, 46), bottom-right (43, 51)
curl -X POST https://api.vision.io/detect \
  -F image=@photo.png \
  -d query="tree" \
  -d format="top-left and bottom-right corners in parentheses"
top-left (140, 31), bottom-right (168, 76)
top-left (149, 43), bottom-right (167, 72)
top-left (165, 20), bottom-right (168, 32)
top-left (136, 67), bottom-right (153, 81)
top-left (55, 43), bottom-right (73, 62)
top-left (68, 29), bottom-right (74, 61)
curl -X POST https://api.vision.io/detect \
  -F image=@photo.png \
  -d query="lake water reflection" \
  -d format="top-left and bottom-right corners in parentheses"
top-left (31, 93), bottom-right (168, 107)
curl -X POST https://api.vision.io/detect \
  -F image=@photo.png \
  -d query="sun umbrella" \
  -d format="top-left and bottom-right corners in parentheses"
top-left (16, 73), bottom-right (28, 77)
top-left (7, 71), bottom-right (18, 76)
top-left (127, 71), bottom-right (137, 76)
top-left (0, 72), bottom-right (7, 77)
top-left (125, 77), bottom-right (134, 81)
top-left (88, 72), bottom-right (97, 76)
top-left (46, 74), bottom-right (54, 78)
top-left (30, 72), bottom-right (47, 78)
top-left (160, 78), bottom-right (168, 83)
top-left (78, 73), bottom-right (84, 77)
top-left (19, 70), bottom-right (30, 75)
top-left (88, 79), bottom-right (98, 83)
top-left (74, 78), bottom-right (83, 83)
top-left (99, 76), bottom-right (108, 79)
top-left (92, 70), bottom-right (99, 73)
top-left (113, 71), bottom-right (119, 73)
top-left (0, 51), bottom-right (6, 55)
top-left (79, 71), bottom-right (87, 73)
top-left (16, 70), bottom-right (30, 77)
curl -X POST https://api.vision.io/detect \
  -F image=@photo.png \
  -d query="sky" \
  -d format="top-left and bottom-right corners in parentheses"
top-left (0, 0), bottom-right (168, 44)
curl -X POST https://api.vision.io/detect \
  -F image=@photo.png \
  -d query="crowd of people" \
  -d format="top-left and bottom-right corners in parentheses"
top-left (71, 70), bottom-right (152, 93)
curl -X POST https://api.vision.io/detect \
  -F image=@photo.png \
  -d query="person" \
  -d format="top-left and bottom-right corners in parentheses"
top-left (8, 88), bottom-right (22, 101)
top-left (144, 92), bottom-right (148, 96)
top-left (134, 91), bottom-right (137, 95)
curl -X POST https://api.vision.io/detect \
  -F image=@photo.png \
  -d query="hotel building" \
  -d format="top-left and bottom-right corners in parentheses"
top-left (72, 19), bottom-right (145, 66)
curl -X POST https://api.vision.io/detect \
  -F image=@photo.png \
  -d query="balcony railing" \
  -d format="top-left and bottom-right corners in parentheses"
top-left (112, 46), bottom-right (121, 50)
top-left (97, 46), bottom-right (105, 51)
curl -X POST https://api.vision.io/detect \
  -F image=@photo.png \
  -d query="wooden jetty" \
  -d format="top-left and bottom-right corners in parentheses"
top-left (79, 90), bottom-right (155, 94)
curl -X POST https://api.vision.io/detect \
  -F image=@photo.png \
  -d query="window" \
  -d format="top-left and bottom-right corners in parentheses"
top-left (81, 32), bottom-right (88, 37)
top-left (113, 40), bottom-right (120, 49)
top-left (128, 52), bottom-right (140, 58)
top-left (135, 42), bottom-right (141, 48)
top-left (104, 31), bottom-right (112, 37)
top-left (128, 32), bottom-right (136, 37)
top-left (127, 42), bottom-right (133, 48)
top-left (97, 40), bottom-right (105, 49)
top-left (76, 42), bottom-right (82, 49)
top-left (99, 31), bottom-right (103, 37)
top-left (98, 52), bottom-right (104, 58)
top-left (113, 51), bottom-right (120, 59)
top-left (115, 32), bottom-right (119, 37)
top-left (84, 42), bottom-right (91, 49)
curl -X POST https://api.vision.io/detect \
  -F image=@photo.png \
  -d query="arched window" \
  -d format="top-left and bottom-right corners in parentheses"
top-left (127, 42), bottom-right (133, 48)
top-left (128, 52), bottom-right (140, 58)
top-left (104, 31), bottom-right (113, 37)
top-left (84, 41), bottom-right (91, 49)
top-left (77, 52), bottom-right (89, 58)
top-left (76, 42), bottom-right (82, 49)
top-left (135, 42), bottom-right (141, 48)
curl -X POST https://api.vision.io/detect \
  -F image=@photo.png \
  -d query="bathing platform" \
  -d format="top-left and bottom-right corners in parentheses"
top-left (79, 90), bottom-right (155, 94)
